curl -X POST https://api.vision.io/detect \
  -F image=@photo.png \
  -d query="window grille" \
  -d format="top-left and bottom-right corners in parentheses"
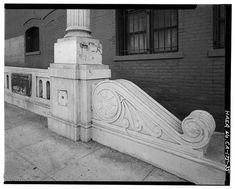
top-left (117, 9), bottom-right (178, 55)
top-left (152, 10), bottom-right (178, 53)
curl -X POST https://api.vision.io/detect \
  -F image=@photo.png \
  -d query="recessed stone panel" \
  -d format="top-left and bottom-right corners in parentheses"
top-left (11, 73), bottom-right (32, 97)
top-left (58, 90), bottom-right (68, 106)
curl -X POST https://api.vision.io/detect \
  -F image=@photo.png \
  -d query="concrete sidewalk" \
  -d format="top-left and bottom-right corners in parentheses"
top-left (4, 102), bottom-right (187, 182)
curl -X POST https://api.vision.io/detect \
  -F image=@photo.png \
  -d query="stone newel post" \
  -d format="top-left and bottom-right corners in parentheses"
top-left (48, 9), bottom-right (111, 142)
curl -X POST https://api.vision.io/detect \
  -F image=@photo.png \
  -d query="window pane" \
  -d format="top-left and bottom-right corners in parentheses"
top-left (158, 10), bottom-right (165, 28)
top-left (165, 29), bottom-right (171, 50)
top-left (128, 34), bottom-right (135, 53)
top-left (134, 34), bottom-right (139, 52)
top-left (154, 10), bottom-right (165, 29)
top-left (128, 14), bottom-right (134, 33)
top-left (220, 5), bottom-right (225, 19)
top-left (153, 10), bottom-right (159, 28)
top-left (153, 10), bottom-right (178, 53)
top-left (127, 36), bottom-right (131, 53)
top-left (139, 34), bottom-right (143, 51)
top-left (172, 28), bottom-right (177, 50)
top-left (144, 34), bottom-right (147, 51)
top-left (125, 10), bottom-right (147, 54)
top-left (171, 10), bottom-right (178, 26)
top-left (164, 10), bottom-right (171, 27)
top-left (213, 5), bottom-right (226, 49)
top-left (154, 31), bottom-right (159, 51)
top-left (139, 14), bottom-right (146, 31)
top-left (134, 14), bottom-right (139, 32)
top-left (139, 33), bottom-right (147, 52)
top-left (159, 30), bottom-right (164, 51)
top-left (219, 21), bottom-right (225, 47)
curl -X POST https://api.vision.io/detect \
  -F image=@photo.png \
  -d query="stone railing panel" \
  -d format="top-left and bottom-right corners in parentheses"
top-left (4, 66), bottom-right (50, 116)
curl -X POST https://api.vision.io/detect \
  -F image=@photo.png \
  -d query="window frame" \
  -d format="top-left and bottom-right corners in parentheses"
top-left (117, 9), bottom-right (179, 56)
top-left (125, 9), bottom-right (148, 55)
top-left (25, 26), bottom-right (40, 53)
top-left (213, 5), bottom-right (226, 49)
top-left (151, 9), bottom-right (179, 53)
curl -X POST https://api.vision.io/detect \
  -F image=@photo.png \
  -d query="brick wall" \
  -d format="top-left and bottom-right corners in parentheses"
top-left (5, 6), bottom-right (225, 131)
top-left (5, 9), bottom-right (66, 68)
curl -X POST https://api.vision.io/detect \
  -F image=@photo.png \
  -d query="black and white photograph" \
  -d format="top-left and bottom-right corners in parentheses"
top-left (3, 3), bottom-right (232, 186)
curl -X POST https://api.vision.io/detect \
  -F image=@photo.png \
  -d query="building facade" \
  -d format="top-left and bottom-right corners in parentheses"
top-left (5, 5), bottom-right (226, 132)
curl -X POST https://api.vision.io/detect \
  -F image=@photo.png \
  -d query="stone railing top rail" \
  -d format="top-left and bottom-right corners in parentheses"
top-left (5, 66), bottom-right (49, 75)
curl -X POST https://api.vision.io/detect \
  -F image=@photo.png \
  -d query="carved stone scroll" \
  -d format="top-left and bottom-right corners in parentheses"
top-left (92, 79), bottom-right (216, 157)
top-left (181, 110), bottom-right (216, 150)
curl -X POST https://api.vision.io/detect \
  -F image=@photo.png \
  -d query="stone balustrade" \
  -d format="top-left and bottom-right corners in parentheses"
top-left (4, 66), bottom-right (50, 117)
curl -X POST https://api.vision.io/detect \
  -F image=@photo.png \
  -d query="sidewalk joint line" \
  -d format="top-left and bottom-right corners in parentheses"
top-left (141, 167), bottom-right (155, 181)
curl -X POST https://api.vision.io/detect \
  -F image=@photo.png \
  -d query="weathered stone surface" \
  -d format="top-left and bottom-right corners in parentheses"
top-left (49, 34), bottom-right (111, 142)
top-left (55, 37), bottom-right (102, 64)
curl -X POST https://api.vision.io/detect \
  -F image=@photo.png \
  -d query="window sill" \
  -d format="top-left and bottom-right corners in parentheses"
top-left (113, 52), bottom-right (184, 62)
top-left (207, 49), bottom-right (225, 57)
top-left (25, 51), bottom-right (41, 56)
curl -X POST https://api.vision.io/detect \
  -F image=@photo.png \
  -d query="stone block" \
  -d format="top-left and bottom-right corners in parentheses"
top-left (54, 37), bottom-right (102, 65)
top-left (48, 116), bottom-right (80, 141)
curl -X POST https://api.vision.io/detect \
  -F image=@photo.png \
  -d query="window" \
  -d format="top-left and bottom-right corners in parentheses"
top-left (125, 10), bottom-right (147, 54)
top-left (117, 9), bottom-right (178, 55)
top-left (213, 5), bottom-right (226, 49)
top-left (25, 27), bottom-right (39, 53)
